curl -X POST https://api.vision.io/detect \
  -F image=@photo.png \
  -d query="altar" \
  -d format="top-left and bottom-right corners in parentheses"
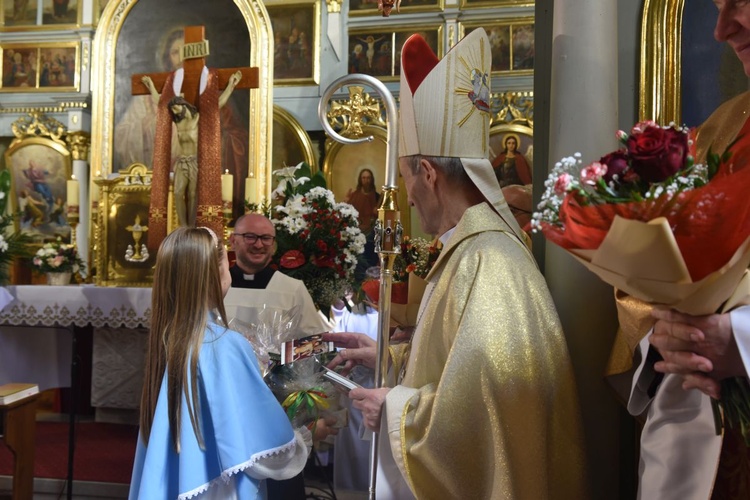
top-left (0, 285), bottom-right (152, 422)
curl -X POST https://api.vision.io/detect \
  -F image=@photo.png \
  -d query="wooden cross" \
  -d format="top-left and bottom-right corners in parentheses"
top-left (130, 26), bottom-right (258, 105)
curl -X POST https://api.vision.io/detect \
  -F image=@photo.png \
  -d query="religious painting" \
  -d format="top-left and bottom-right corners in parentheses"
top-left (271, 105), bottom-right (317, 193)
top-left (459, 0), bottom-right (533, 8)
top-left (489, 122), bottom-right (533, 187)
top-left (323, 125), bottom-right (412, 236)
top-left (1, 0), bottom-right (38, 28)
top-left (4, 136), bottom-right (73, 245)
top-left (38, 44), bottom-right (78, 89)
top-left (461, 18), bottom-right (533, 74)
top-left (41, 0), bottom-right (79, 26)
top-left (348, 0), bottom-right (444, 16)
top-left (0, 45), bottom-right (38, 89)
top-left (110, 0), bottom-right (252, 218)
top-left (265, 0), bottom-right (320, 85)
top-left (349, 25), bottom-right (442, 81)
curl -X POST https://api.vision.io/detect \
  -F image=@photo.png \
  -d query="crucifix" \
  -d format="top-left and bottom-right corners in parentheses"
top-left (130, 26), bottom-right (258, 249)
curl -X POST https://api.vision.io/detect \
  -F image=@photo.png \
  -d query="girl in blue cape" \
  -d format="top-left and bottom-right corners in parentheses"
top-left (129, 227), bottom-right (312, 499)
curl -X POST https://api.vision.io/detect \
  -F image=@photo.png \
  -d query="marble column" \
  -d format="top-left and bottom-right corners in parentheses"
top-left (67, 132), bottom-right (91, 276)
top-left (546, 1), bottom-right (623, 498)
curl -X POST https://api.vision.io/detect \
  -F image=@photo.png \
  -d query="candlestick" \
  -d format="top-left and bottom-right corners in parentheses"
top-left (67, 175), bottom-right (80, 207)
top-left (221, 169), bottom-right (233, 202)
top-left (244, 176), bottom-right (257, 205)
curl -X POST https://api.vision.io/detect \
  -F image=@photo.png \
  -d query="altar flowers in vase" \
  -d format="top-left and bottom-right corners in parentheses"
top-left (31, 237), bottom-right (85, 284)
top-left (269, 162), bottom-right (366, 312)
top-left (532, 120), bottom-right (750, 441)
top-left (0, 170), bottom-right (29, 284)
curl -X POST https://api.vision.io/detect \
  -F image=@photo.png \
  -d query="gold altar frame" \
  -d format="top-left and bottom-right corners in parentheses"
top-left (0, 42), bottom-right (80, 91)
top-left (639, 0), bottom-right (682, 124)
top-left (265, 0), bottom-right (321, 86)
top-left (348, 0), bottom-right (444, 17)
top-left (94, 163), bottom-right (156, 287)
top-left (4, 135), bottom-right (73, 246)
top-left (90, 0), bottom-right (274, 193)
top-left (459, 18), bottom-right (534, 75)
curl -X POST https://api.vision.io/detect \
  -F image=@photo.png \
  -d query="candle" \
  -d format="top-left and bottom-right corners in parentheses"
top-left (245, 176), bottom-right (257, 205)
top-left (67, 175), bottom-right (79, 207)
top-left (221, 169), bottom-right (233, 202)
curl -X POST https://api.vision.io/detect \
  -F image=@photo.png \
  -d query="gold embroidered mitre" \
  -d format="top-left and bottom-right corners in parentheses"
top-left (398, 29), bottom-right (492, 159)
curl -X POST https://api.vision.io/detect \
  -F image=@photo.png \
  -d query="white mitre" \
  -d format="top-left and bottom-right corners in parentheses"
top-left (398, 29), bottom-right (530, 249)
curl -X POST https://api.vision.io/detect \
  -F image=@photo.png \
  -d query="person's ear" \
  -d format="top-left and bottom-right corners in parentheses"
top-left (421, 158), bottom-right (437, 187)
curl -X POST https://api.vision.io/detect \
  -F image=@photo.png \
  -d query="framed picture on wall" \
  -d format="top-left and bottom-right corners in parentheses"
top-left (5, 136), bottom-right (73, 245)
top-left (348, 0), bottom-right (444, 16)
top-left (41, 0), bottom-right (80, 26)
top-left (265, 0), bottom-right (320, 85)
top-left (0, 42), bottom-right (79, 91)
top-left (1, 0), bottom-right (39, 29)
top-left (488, 122), bottom-right (533, 187)
top-left (271, 105), bottom-right (318, 192)
top-left (348, 25), bottom-right (443, 81)
top-left (39, 44), bottom-right (79, 88)
top-left (459, 0), bottom-right (534, 8)
top-left (460, 19), bottom-right (534, 74)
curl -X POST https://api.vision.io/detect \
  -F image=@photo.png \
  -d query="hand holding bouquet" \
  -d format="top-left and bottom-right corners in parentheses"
top-left (533, 121), bottom-right (750, 441)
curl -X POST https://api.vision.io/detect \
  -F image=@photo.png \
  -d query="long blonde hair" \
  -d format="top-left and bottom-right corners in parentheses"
top-left (140, 227), bottom-right (228, 452)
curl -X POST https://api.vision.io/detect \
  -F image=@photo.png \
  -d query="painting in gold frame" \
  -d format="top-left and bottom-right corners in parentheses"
top-left (460, 19), bottom-right (534, 75)
top-left (323, 125), bottom-right (411, 237)
top-left (0, 42), bottom-right (79, 91)
top-left (4, 135), bottom-right (73, 246)
top-left (639, 0), bottom-right (746, 127)
top-left (41, 0), bottom-right (80, 26)
top-left (459, 0), bottom-right (534, 9)
top-left (489, 121), bottom-right (533, 186)
top-left (348, 25), bottom-right (443, 81)
top-left (348, 0), bottom-right (444, 16)
top-left (265, 0), bottom-right (321, 85)
top-left (272, 104), bottom-right (317, 175)
top-left (1, 0), bottom-right (39, 28)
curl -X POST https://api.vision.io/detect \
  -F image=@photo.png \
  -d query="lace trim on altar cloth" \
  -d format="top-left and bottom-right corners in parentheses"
top-left (176, 435), bottom-right (298, 500)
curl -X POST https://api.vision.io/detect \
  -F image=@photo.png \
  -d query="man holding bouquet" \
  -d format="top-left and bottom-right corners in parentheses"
top-left (325, 29), bottom-right (587, 499)
top-left (618, 1), bottom-right (750, 497)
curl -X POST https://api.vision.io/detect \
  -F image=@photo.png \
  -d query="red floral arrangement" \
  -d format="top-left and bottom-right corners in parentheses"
top-left (269, 162), bottom-right (366, 310)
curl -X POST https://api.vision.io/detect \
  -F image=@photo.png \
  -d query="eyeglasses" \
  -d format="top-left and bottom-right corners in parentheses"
top-left (233, 232), bottom-right (275, 246)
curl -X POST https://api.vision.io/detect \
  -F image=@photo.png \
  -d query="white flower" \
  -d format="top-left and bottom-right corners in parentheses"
top-left (274, 163), bottom-right (303, 179)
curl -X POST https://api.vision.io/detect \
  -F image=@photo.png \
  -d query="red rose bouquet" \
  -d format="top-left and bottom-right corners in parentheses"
top-left (533, 121), bottom-right (750, 441)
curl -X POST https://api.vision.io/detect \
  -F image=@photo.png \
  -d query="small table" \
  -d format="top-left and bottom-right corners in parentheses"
top-left (1, 393), bottom-right (40, 500)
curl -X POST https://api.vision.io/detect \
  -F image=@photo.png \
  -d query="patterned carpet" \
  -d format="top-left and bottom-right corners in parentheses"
top-left (0, 421), bottom-right (139, 484)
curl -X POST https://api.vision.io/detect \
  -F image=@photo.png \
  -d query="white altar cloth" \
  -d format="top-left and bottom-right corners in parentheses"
top-left (0, 285), bottom-right (152, 390)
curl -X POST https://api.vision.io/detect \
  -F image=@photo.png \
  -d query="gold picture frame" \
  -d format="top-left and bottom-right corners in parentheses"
top-left (94, 163), bottom-right (155, 287)
top-left (489, 121), bottom-right (534, 186)
top-left (1, 42), bottom-right (80, 91)
top-left (1, 0), bottom-right (82, 30)
top-left (348, 0), bottom-right (444, 16)
top-left (322, 124), bottom-right (411, 236)
top-left (460, 18), bottom-right (534, 75)
top-left (265, 0), bottom-right (321, 86)
top-left (273, 104), bottom-right (317, 172)
top-left (348, 24), bottom-right (443, 82)
top-left (459, 0), bottom-right (534, 9)
top-left (5, 135), bottom-right (73, 246)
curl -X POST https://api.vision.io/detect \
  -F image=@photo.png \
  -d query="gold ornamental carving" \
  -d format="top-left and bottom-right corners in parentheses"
top-left (327, 86), bottom-right (384, 138)
top-left (326, 0), bottom-right (342, 13)
top-left (67, 131), bottom-right (91, 161)
top-left (10, 112), bottom-right (67, 144)
top-left (490, 91), bottom-right (534, 128)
